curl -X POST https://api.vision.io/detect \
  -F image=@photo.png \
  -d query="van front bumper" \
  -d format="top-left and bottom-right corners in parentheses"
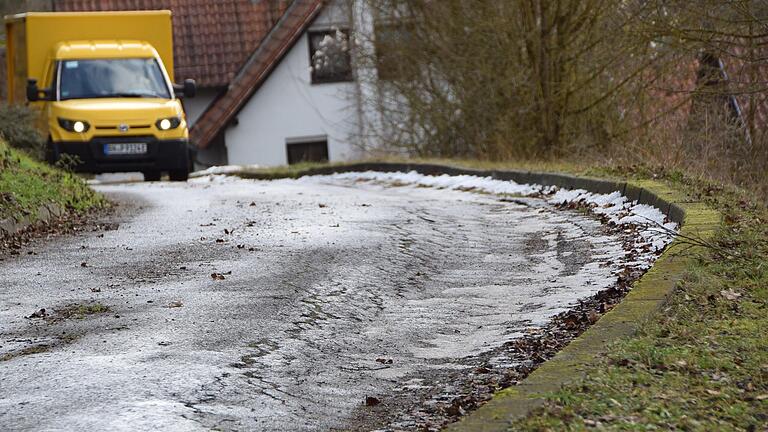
top-left (48, 136), bottom-right (192, 173)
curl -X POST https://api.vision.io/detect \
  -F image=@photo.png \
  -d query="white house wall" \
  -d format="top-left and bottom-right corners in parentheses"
top-left (183, 87), bottom-right (220, 127)
top-left (224, 2), bottom-right (361, 167)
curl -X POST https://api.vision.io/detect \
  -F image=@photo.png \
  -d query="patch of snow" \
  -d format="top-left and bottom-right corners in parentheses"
top-left (188, 174), bottom-right (244, 184)
top-left (302, 170), bottom-right (548, 196)
top-left (192, 168), bottom-right (679, 264)
top-left (88, 172), bottom-right (144, 185)
top-left (192, 165), bottom-right (260, 177)
top-left (294, 170), bottom-right (679, 257)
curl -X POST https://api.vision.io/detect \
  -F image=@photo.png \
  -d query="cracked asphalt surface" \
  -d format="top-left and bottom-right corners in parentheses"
top-left (0, 176), bottom-right (626, 431)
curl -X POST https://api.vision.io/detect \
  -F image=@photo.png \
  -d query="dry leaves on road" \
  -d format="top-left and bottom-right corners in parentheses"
top-left (211, 271), bottom-right (231, 280)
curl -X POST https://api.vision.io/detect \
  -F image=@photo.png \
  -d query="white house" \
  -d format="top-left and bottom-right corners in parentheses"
top-left (192, 0), bottom-right (382, 168)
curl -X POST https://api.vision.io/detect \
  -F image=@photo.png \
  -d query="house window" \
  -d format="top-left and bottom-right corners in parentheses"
top-left (308, 29), bottom-right (353, 84)
top-left (286, 138), bottom-right (329, 165)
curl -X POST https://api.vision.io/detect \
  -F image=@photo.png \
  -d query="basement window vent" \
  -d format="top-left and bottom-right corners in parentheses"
top-left (286, 138), bottom-right (329, 165)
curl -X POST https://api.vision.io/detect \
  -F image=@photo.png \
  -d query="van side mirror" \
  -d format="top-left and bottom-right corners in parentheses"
top-left (26, 79), bottom-right (53, 102)
top-left (27, 79), bottom-right (40, 102)
top-left (174, 79), bottom-right (196, 98)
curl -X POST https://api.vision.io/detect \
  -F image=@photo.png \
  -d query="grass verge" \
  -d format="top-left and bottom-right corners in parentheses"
top-left (0, 140), bottom-right (104, 223)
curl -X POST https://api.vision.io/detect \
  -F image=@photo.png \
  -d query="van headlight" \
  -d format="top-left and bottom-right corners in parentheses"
top-left (58, 118), bottom-right (90, 133)
top-left (156, 117), bottom-right (182, 130)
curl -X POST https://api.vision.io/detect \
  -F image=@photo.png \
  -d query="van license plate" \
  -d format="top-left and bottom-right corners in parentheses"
top-left (104, 143), bottom-right (147, 155)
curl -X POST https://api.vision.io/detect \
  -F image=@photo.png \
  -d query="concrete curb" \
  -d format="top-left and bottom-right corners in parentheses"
top-left (0, 203), bottom-right (65, 238)
top-left (233, 161), bottom-right (720, 429)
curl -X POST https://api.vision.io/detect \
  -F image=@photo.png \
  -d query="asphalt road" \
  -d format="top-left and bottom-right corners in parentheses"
top-left (0, 175), bottom-right (626, 431)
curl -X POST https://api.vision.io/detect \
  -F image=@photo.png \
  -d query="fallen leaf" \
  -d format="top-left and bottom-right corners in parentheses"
top-left (26, 308), bottom-right (47, 319)
top-left (587, 310), bottom-right (599, 324)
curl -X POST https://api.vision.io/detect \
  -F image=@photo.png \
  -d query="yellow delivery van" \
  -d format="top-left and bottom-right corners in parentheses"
top-left (4, 11), bottom-right (196, 181)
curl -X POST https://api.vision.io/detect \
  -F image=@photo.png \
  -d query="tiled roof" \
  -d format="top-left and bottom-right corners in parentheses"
top-left (615, 47), bottom-right (767, 145)
top-left (192, 0), bottom-right (324, 149)
top-left (53, 0), bottom-right (292, 87)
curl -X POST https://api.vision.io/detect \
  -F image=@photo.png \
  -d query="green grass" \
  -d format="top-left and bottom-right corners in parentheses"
top-left (0, 140), bottom-right (104, 222)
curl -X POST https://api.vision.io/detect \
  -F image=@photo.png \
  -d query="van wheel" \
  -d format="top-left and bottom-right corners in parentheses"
top-left (143, 171), bottom-right (162, 182)
top-left (169, 170), bottom-right (189, 182)
top-left (45, 138), bottom-right (56, 164)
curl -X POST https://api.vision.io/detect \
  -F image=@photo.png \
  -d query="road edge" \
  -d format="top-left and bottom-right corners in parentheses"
top-left (230, 161), bottom-right (721, 430)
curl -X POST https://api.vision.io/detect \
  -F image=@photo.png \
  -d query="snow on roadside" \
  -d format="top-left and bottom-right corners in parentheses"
top-left (191, 164), bottom-right (261, 177)
top-left (192, 168), bottom-right (679, 266)
top-left (189, 173), bottom-right (243, 184)
top-left (296, 170), bottom-right (679, 266)
top-left (322, 170), bottom-right (548, 196)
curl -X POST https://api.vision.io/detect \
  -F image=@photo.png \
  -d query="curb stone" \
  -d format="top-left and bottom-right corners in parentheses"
top-left (231, 161), bottom-right (720, 430)
top-left (0, 203), bottom-right (65, 238)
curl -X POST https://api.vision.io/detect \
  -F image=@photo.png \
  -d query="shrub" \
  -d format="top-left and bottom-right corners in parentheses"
top-left (0, 104), bottom-right (45, 159)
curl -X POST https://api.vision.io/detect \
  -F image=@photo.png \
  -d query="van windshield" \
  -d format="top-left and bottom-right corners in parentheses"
top-left (58, 58), bottom-right (171, 100)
